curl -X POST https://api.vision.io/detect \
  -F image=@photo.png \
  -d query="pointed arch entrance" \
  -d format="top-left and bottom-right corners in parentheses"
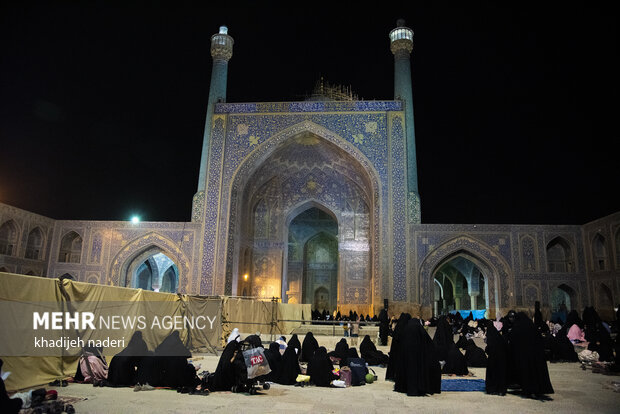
top-left (228, 124), bottom-right (377, 311)
top-left (432, 252), bottom-right (490, 317)
top-left (419, 236), bottom-right (514, 319)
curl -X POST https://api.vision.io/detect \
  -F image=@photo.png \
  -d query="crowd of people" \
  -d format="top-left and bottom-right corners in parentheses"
top-left (3, 304), bottom-right (619, 412)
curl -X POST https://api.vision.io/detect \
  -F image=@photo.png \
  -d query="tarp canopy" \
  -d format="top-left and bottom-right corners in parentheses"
top-left (0, 272), bottom-right (311, 391)
top-left (0, 272), bottom-right (221, 391)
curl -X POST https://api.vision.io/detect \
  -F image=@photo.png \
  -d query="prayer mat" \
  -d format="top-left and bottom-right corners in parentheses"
top-left (441, 378), bottom-right (486, 392)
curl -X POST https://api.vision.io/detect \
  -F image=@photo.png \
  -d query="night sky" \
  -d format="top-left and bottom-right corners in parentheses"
top-left (0, 2), bottom-right (617, 225)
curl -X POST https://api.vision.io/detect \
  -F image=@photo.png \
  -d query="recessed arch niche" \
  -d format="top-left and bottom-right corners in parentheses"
top-left (229, 130), bottom-right (376, 310)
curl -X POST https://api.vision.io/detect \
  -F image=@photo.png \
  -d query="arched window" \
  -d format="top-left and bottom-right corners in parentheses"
top-left (58, 231), bottom-right (82, 263)
top-left (592, 233), bottom-right (607, 271)
top-left (0, 220), bottom-right (19, 256)
top-left (25, 227), bottom-right (44, 260)
top-left (160, 266), bottom-right (177, 293)
top-left (546, 237), bottom-right (574, 273)
top-left (136, 262), bottom-right (153, 290)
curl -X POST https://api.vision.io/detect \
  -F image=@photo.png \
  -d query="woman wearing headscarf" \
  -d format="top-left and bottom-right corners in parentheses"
top-left (287, 334), bottom-right (302, 358)
top-left (0, 359), bottom-right (22, 413)
top-left (456, 335), bottom-right (488, 367)
top-left (507, 312), bottom-right (554, 397)
top-left (442, 342), bottom-right (469, 376)
top-left (432, 316), bottom-right (453, 362)
top-left (385, 313), bottom-right (411, 380)
top-left (227, 328), bottom-right (241, 344)
top-left (261, 342), bottom-right (282, 383)
top-left (393, 318), bottom-right (441, 396)
top-left (107, 331), bottom-right (150, 386)
top-left (300, 332), bottom-right (319, 363)
top-left (307, 347), bottom-right (337, 387)
top-left (346, 346), bottom-right (360, 360)
top-left (204, 338), bottom-right (243, 391)
top-left (151, 331), bottom-right (196, 389)
top-left (378, 309), bottom-right (389, 346)
top-left (328, 338), bottom-right (350, 362)
top-left (587, 321), bottom-right (614, 362)
top-left (484, 320), bottom-right (507, 395)
top-left (277, 345), bottom-right (301, 385)
top-left (360, 335), bottom-right (389, 366)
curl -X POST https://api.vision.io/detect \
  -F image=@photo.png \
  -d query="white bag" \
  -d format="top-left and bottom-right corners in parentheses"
top-left (243, 347), bottom-right (271, 379)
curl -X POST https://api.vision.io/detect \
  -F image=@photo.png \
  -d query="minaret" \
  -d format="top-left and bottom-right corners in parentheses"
top-left (390, 19), bottom-right (421, 223)
top-left (197, 26), bottom-right (234, 192)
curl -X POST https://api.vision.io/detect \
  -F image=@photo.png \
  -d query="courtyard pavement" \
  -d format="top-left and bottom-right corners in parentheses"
top-left (47, 348), bottom-right (620, 414)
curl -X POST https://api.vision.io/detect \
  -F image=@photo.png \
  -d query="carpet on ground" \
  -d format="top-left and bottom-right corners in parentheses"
top-left (441, 378), bottom-right (486, 392)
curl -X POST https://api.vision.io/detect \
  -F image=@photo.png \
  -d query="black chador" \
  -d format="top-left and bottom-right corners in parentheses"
top-left (378, 309), bottom-right (389, 346)
top-left (484, 321), bottom-right (508, 395)
top-left (456, 336), bottom-right (488, 367)
top-left (328, 338), bottom-right (350, 361)
top-left (507, 312), bottom-right (554, 397)
top-left (150, 331), bottom-right (197, 388)
top-left (393, 318), bottom-right (441, 396)
top-left (300, 332), bottom-right (319, 363)
top-left (385, 313), bottom-right (411, 380)
top-left (307, 347), bottom-right (336, 387)
top-left (204, 339), bottom-right (243, 391)
top-left (107, 331), bottom-right (150, 386)
top-left (278, 345), bottom-right (301, 385)
top-left (287, 334), bottom-right (302, 358)
top-left (261, 342), bottom-right (282, 383)
top-left (360, 335), bottom-right (389, 366)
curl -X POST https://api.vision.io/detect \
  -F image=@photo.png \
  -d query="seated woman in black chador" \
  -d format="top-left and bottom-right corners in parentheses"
top-left (328, 338), bottom-right (350, 362)
top-left (307, 347), bottom-right (337, 387)
top-left (1, 359), bottom-right (23, 414)
top-left (203, 338), bottom-right (245, 391)
top-left (386, 313), bottom-right (411, 381)
top-left (456, 335), bottom-right (488, 367)
top-left (150, 331), bottom-right (197, 389)
top-left (287, 334), bottom-right (302, 359)
top-left (506, 312), bottom-right (554, 398)
top-left (484, 320), bottom-right (507, 395)
top-left (434, 316), bottom-right (467, 375)
top-left (300, 332), bottom-right (319, 363)
top-left (346, 346), bottom-right (359, 360)
top-left (360, 335), bottom-right (389, 366)
top-left (277, 344), bottom-right (301, 385)
top-left (107, 331), bottom-right (150, 386)
top-left (393, 318), bottom-right (441, 396)
top-left (261, 342), bottom-right (282, 383)
top-left (582, 307), bottom-right (614, 362)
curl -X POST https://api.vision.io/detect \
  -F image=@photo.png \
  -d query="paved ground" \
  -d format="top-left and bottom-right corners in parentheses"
top-left (47, 347), bottom-right (620, 414)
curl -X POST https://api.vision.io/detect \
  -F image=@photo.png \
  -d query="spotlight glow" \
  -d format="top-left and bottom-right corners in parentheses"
top-left (131, 216), bottom-right (140, 224)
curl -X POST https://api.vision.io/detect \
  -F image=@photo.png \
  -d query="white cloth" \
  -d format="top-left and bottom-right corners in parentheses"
top-left (227, 328), bottom-right (241, 343)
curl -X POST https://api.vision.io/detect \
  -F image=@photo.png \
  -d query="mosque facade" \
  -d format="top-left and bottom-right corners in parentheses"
top-left (1, 23), bottom-right (618, 321)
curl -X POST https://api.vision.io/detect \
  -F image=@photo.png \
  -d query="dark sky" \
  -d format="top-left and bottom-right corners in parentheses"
top-left (0, 2), bottom-right (617, 225)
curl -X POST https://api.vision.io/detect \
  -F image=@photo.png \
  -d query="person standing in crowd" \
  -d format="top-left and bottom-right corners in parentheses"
top-left (379, 308), bottom-right (389, 346)
top-left (350, 315), bottom-right (360, 346)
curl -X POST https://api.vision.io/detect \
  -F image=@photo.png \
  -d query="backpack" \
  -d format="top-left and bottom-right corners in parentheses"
top-left (345, 357), bottom-right (368, 386)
